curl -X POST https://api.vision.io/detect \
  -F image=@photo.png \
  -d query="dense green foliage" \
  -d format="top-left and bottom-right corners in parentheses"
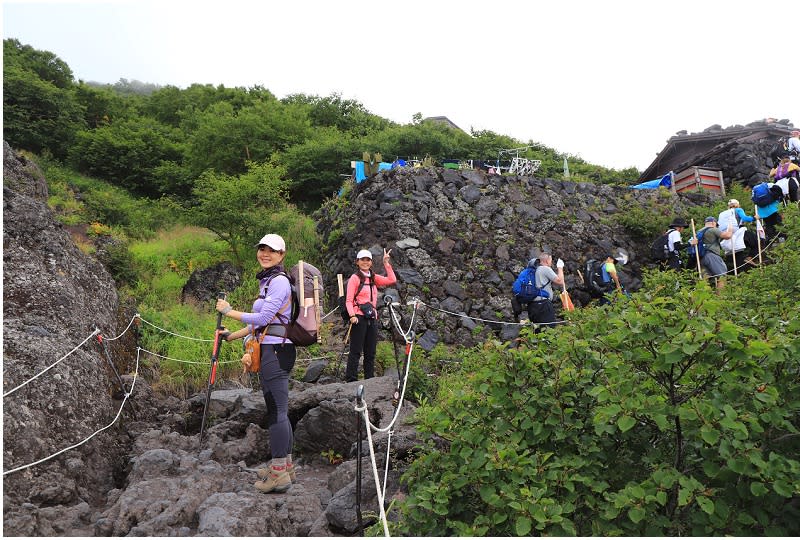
top-left (395, 209), bottom-right (800, 536)
top-left (4, 39), bottom-right (639, 212)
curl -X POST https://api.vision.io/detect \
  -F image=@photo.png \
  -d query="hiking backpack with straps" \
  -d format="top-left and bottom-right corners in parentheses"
top-left (651, 229), bottom-right (674, 261)
top-left (687, 227), bottom-right (708, 259)
top-left (512, 261), bottom-right (550, 303)
top-left (258, 261), bottom-right (323, 347)
top-left (583, 259), bottom-right (609, 295)
top-left (751, 182), bottom-right (779, 207)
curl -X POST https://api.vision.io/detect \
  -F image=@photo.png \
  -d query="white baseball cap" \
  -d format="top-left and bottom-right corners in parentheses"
top-left (255, 233), bottom-right (286, 251)
top-left (356, 249), bottom-right (373, 259)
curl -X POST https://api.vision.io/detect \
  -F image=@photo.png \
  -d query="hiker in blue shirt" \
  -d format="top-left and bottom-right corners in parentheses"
top-left (753, 184), bottom-right (783, 241)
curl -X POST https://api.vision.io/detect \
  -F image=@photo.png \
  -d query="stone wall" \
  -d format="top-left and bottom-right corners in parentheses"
top-left (315, 166), bottom-right (714, 349)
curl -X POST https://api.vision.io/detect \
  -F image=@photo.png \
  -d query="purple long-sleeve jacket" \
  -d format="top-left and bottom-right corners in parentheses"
top-left (241, 274), bottom-right (293, 344)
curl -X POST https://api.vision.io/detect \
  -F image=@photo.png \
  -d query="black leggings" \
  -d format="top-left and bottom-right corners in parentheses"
top-left (346, 316), bottom-right (378, 382)
top-left (259, 343), bottom-right (295, 458)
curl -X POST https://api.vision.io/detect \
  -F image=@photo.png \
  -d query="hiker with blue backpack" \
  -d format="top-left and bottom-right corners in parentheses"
top-left (690, 217), bottom-right (734, 290)
top-left (751, 181), bottom-right (784, 241)
top-left (512, 253), bottom-right (564, 332)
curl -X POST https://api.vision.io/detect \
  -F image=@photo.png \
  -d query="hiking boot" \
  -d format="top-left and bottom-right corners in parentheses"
top-left (258, 462), bottom-right (296, 482)
top-left (254, 467), bottom-right (291, 493)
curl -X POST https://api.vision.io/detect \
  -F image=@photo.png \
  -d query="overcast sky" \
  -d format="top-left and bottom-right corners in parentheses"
top-left (3, 0), bottom-right (797, 172)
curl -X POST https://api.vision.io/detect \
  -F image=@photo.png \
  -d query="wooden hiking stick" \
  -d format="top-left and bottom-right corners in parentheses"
top-left (754, 207), bottom-right (764, 267)
top-left (690, 218), bottom-right (702, 280)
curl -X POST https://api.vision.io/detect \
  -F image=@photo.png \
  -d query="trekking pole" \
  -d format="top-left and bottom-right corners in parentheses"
top-left (690, 218), bottom-right (702, 280)
top-left (730, 237), bottom-right (738, 277)
top-left (198, 292), bottom-right (227, 452)
top-left (335, 323), bottom-right (353, 380)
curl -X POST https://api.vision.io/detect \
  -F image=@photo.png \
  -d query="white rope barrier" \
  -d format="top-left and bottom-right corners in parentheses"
top-left (138, 347), bottom-right (240, 365)
top-left (102, 313), bottom-right (140, 341)
top-left (355, 399), bottom-right (391, 537)
top-left (3, 329), bottom-right (100, 398)
top-left (2, 347), bottom-right (141, 476)
top-left (138, 316), bottom-right (215, 342)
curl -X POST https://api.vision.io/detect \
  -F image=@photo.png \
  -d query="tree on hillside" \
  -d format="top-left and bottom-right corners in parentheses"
top-left (74, 82), bottom-right (141, 128)
top-left (364, 121), bottom-right (475, 162)
top-left (3, 64), bottom-right (85, 159)
top-left (184, 100), bottom-right (311, 178)
top-left (3, 38), bottom-right (74, 89)
top-left (282, 92), bottom-right (393, 136)
top-left (186, 161), bottom-right (289, 266)
top-left (68, 117), bottom-right (184, 197)
top-left (143, 84), bottom-right (277, 128)
top-left (272, 126), bottom-right (362, 211)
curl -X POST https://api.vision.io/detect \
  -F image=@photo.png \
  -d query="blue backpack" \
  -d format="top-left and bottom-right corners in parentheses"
top-left (687, 227), bottom-right (708, 259)
top-left (513, 265), bottom-right (550, 303)
top-left (751, 182), bottom-right (778, 207)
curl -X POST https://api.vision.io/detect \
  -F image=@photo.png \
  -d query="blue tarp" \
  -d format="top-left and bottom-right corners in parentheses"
top-left (631, 172), bottom-right (673, 190)
top-left (354, 161), bottom-right (367, 183)
top-left (354, 161), bottom-right (394, 183)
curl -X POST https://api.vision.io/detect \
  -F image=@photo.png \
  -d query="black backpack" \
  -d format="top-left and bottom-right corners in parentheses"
top-left (338, 272), bottom-right (371, 323)
top-left (770, 137), bottom-right (788, 162)
top-left (583, 259), bottom-right (609, 296)
top-left (651, 229), bottom-right (674, 261)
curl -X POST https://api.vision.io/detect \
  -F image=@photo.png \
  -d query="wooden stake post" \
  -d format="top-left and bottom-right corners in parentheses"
top-left (298, 260), bottom-right (305, 314)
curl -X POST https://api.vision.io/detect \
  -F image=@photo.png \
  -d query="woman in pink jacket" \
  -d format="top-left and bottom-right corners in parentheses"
top-left (344, 248), bottom-right (397, 382)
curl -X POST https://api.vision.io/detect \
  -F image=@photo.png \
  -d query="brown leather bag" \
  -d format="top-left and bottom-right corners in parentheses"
top-left (241, 326), bottom-right (267, 373)
top-left (241, 299), bottom-right (290, 373)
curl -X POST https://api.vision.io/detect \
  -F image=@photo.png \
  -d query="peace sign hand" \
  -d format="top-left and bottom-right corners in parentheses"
top-left (383, 248), bottom-right (392, 265)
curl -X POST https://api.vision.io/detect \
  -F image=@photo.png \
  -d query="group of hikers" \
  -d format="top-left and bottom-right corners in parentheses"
top-left (513, 144), bottom-right (799, 326)
top-left (203, 136), bottom-right (800, 494)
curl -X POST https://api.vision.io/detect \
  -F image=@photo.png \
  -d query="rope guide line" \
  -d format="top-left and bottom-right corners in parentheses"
top-left (2, 347), bottom-right (141, 476)
top-left (3, 328), bottom-right (100, 398)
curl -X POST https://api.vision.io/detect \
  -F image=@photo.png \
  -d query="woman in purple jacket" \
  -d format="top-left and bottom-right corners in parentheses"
top-left (215, 233), bottom-right (296, 494)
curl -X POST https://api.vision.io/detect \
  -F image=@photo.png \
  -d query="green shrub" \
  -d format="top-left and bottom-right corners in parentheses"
top-left (396, 211), bottom-right (800, 536)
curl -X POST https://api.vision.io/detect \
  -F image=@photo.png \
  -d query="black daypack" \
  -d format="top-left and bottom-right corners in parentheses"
top-left (583, 259), bottom-right (609, 295)
top-left (651, 229), bottom-right (675, 261)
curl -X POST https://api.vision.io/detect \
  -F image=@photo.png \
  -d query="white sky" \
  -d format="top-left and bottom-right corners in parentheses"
top-left (2, 0), bottom-right (798, 172)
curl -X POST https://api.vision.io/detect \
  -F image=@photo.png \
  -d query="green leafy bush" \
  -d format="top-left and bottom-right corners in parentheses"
top-left (396, 209), bottom-right (800, 536)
